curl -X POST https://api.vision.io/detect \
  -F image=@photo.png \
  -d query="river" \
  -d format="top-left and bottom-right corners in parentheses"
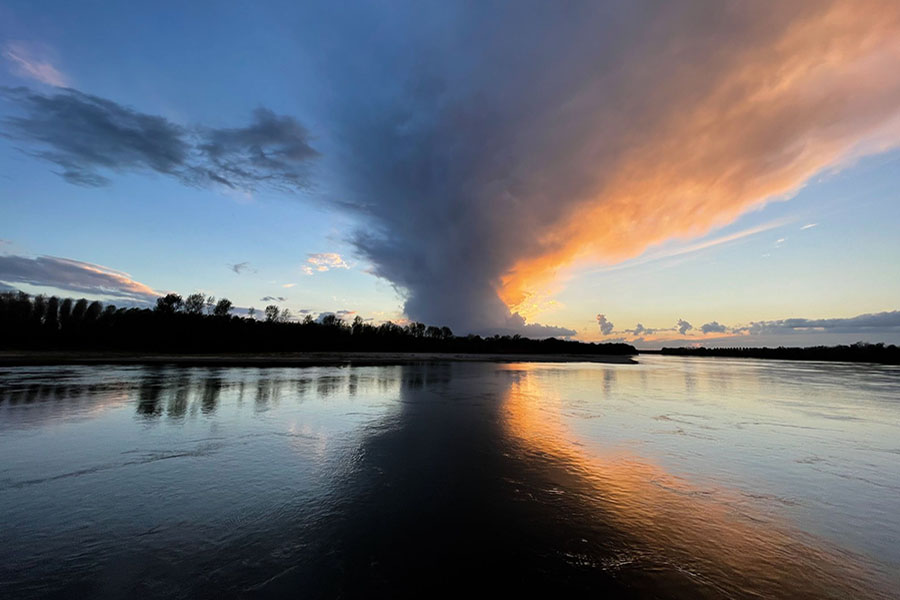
top-left (1, 356), bottom-right (898, 598)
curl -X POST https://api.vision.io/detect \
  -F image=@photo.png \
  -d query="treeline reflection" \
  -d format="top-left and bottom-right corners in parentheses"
top-left (0, 365), bottom-right (459, 423)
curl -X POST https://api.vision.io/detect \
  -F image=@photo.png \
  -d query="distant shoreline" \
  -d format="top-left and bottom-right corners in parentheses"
top-left (649, 344), bottom-right (899, 365)
top-left (0, 351), bottom-right (637, 368)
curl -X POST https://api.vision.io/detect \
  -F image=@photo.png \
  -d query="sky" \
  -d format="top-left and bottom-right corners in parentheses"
top-left (1, 0), bottom-right (899, 348)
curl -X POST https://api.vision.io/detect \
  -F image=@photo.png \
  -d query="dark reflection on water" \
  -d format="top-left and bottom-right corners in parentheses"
top-left (0, 359), bottom-right (898, 598)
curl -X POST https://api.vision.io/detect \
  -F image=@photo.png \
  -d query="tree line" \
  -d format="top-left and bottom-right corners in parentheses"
top-left (660, 343), bottom-right (899, 365)
top-left (0, 291), bottom-right (636, 355)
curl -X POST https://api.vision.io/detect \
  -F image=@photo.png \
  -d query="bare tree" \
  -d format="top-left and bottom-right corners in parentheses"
top-left (184, 293), bottom-right (205, 315)
top-left (265, 305), bottom-right (280, 322)
top-left (321, 314), bottom-right (343, 328)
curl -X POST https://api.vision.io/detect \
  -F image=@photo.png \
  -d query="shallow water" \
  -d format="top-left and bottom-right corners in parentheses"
top-left (0, 357), bottom-right (898, 598)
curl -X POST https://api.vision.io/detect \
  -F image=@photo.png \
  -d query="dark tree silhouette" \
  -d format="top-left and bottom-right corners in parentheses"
top-left (0, 290), bottom-right (641, 357)
top-left (265, 305), bottom-right (280, 323)
top-left (184, 293), bottom-right (206, 315)
top-left (659, 343), bottom-right (899, 364)
top-left (213, 298), bottom-right (233, 317)
top-left (156, 294), bottom-right (184, 314)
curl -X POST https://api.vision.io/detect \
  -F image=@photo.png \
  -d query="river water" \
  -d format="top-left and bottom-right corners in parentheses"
top-left (1, 356), bottom-right (898, 598)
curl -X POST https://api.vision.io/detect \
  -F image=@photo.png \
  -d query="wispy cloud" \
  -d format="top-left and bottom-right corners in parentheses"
top-left (2, 42), bottom-right (68, 87)
top-left (0, 254), bottom-right (158, 301)
top-left (588, 219), bottom-right (792, 275)
top-left (282, 283), bottom-right (296, 288)
top-left (229, 261), bottom-right (255, 274)
top-left (260, 296), bottom-right (286, 303)
top-left (800, 223), bottom-right (818, 230)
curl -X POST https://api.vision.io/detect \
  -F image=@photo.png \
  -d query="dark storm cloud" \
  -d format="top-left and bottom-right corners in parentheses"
top-left (0, 87), bottom-right (317, 191)
top-left (0, 254), bottom-right (157, 300)
top-left (487, 312), bottom-right (576, 338)
top-left (312, 1), bottom-right (900, 337)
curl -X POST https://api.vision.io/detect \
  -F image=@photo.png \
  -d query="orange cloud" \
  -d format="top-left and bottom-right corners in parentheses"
top-left (500, 1), bottom-right (900, 314)
top-left (0, 254), bottom-right (158, 300)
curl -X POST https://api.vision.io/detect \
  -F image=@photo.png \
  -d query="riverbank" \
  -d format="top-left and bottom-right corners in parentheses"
top-left (0, 351), bottom-right (636, 367)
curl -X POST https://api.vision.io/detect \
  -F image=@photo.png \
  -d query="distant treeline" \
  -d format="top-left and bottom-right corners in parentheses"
top-left (0, 291), bottom-right (636, 355)
top-left (659, 344), bottom-right (899, 365)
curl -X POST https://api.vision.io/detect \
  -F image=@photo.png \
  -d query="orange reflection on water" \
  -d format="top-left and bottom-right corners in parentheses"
top-left (499, 364), bottom-right (890, 599)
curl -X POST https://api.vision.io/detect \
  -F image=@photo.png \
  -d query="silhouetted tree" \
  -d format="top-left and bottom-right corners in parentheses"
top-left (265, 305), bottom-right (280, 322)
top-left (351, 315), bottom-right (365, 336)
top-left (45, 296), bottom-right (60, 333)
top-left (72, 298), bottom-right (88, 323)
top-left (156, 293), bottom-right (183, 314)
top-left (0, 291), bottom-right (646, 358)
top-left (31, 294), bottom-right (47, 328)
top-left (85, 300), bottom-right (102, 324)
top-left (213, 298), bottom-right (233, 317)
top-left (184, 293), bottom-right (206, 315)
top-left (321, 314), bottom-right (342, 328)
top-left (59, 297), bottom-right (73, 330)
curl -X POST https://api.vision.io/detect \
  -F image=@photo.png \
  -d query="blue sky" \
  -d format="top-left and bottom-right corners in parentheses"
top-left (2, 1), bottom-right (899, 347)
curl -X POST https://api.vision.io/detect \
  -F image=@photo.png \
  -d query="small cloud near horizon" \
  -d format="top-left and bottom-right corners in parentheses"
top-left (600, 310), bottom-right (900, 347)
top-left (302, 252), bottom-right (350, 275)
top-left (700, 321), bottom-right (728, 334)
top-left (596, 314), bottom-right (614, 335)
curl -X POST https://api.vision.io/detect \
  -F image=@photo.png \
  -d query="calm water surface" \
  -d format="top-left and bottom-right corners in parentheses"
top-left (1, 356), bottom-right (898, 598)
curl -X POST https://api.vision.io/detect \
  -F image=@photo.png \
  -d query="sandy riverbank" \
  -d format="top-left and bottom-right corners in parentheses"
top-left (0, 351), bottom-right (636, 367)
